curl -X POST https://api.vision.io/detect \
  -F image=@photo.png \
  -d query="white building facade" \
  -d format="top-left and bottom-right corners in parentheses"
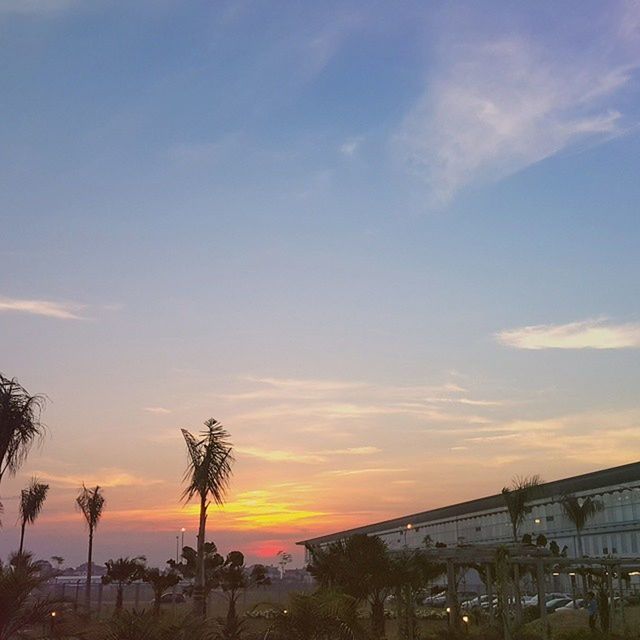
top-left (299, 461), bottom-right (640, 561)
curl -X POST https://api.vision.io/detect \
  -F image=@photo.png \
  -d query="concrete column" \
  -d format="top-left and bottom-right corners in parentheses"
top-left (536, 560), bottom-right (548, 640)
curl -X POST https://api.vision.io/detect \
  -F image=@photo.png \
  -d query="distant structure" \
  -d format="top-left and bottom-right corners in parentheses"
top-left (298, 461), bottom-right (640, 561)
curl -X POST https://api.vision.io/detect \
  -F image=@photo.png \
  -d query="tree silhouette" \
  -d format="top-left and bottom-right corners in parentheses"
top-left (168, 542), bottom-right (224, 612)
top-left (181, 418), bottom-right (233, 616)
top-left (0, 374), bottom-right (46, 485)
top-left (18, 478), bottom-right (49, 555)
top-left (143, 567), bottom-right (180, 615)
top-left (102, 556), bottom-right (146, 612)
top-left (501, 475), bottom-right (542, 542)
top-left (501, 475), bottom-right (541, 625)
top-left (0, 552), bottom-right (57, 639)
top-left (307, 534), bottom-right (393, 639)
top-left (218, 551), bottom-right (270, 637)
top-left (560, 493), bottom-right (604, 557)
top-left (265, 590), bottom-right (362, 640)
top-left (76, 484), bottom-right (106, 610)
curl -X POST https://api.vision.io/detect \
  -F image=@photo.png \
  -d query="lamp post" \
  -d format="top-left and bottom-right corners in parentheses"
top-left (181, 528), bottom-right (186, 553)
top-left (403, 523), bottom-right (413, 547)
top-left (175, 536), bottom-right (179, 563)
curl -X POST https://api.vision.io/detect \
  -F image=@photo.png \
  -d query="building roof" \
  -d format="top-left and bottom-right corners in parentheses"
top-left (297, 460), bottom-right (640, 547)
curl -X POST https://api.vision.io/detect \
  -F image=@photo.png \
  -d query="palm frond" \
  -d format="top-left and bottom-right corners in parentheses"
top-left (181, 419), bottom-right (234, 505)
top-left (76, 484), bottom-right (106, 530)
top-left (19, 477), bottom-right (49, 526)
top-left (0, 374), bottom-right (47, 482)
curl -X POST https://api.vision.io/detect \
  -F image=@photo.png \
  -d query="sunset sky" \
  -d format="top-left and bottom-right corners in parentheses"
top-left (1, 0), bottom-right (640, 568)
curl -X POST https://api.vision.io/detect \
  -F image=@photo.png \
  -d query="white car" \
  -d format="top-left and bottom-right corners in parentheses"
top-left (556, 599), bottom-right (585, 612)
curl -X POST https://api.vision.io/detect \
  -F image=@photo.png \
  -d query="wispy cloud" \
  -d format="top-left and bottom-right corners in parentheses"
top-left (34, 468), bottom-right (159, 488)
top-left (236, 445), bottom-right (381, 464)
top-left (496, 318), bottom-right (640, 349)
top-left (143, 406), bottom-right (172, 415)
top-left (396, 7), bottom-right (639, 203)
top-left (0, 296), bottom-right (85, 320)
top-left (340, 136), bottom-right (363, 157)
top-left (324, 467), bottom-right (408, 478)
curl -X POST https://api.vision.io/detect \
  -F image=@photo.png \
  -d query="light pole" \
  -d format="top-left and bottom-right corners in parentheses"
top-left (175, 536), bottom-right (179, 563)
top-left (403, 523), bottom-right (413, 547)
top-left (181, 527), bottom-right (186, 552)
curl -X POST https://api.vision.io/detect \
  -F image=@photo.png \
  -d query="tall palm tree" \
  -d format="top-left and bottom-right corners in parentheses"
top-left (102, 556), bottom-right (146, 612)
top-left (560, 494), bottom-right (604, 558)
top-left (18, 478), bottom-right (49, 555)
top-left (501, 475), bottom-right (542, 542)
top-left (76, 484), bottom-right (106, 611)
top-left (501, 475), bottom-right (541, 625)
top-left (181, 418), bottom-right (233, 617)
top-left (0, 374), bottom-right (46, 485)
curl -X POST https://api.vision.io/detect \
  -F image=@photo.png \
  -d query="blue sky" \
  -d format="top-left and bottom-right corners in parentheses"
top-left (1, 0), bottom-right (640, 566)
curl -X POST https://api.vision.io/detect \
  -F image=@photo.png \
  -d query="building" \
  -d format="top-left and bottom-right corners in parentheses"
top-left (298, 461), bottom-right (640, 562)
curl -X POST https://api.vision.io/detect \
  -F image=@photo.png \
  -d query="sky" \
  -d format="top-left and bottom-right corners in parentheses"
top-left (1, 0), bottom-right (640, 569)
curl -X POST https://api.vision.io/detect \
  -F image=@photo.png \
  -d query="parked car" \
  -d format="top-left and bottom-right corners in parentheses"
top-left (422, 591), bottom-right (447, 607)
top-left (546, 597), bottom-right (573, 613)
top-left (461, 594), bottom-right (493, 610)
top-left (526, 593), bottom-right (570, 608)
top-left (556, 599), bottom-right (585, 611)
top-left (148, 592), bottom-right (186, 606)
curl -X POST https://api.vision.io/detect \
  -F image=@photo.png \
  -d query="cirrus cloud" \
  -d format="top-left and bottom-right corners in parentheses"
top-left (496, 318), bottom-right (640, 350)
top-left (0, 295), bottom-right (86, 320)
top-left (396, 3), bottom-right (640, 204)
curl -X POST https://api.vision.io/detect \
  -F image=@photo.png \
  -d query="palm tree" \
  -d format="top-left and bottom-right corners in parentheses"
top-left (501, 475), bottom-right (542, 542)
top-left (0, 552), bottom-right (58, 640)
top-left (18, 478), bottom-right (49, 555)
top-left (560, 494), bottom-right (604, 558)
top-left (168, 542), bottom-right (225, 608)
top-left (218, 551), bottom-right (269, 637)
top-left (143, 567), bottom-right (180, 615)
top-left (102, 556), bottom-right (146, 612)
top-left (307, 534), bottom-right (393, 639)
top-left (501, 475), bottom-right (541, 625)
top-left (76, 484), bottom-right (106, 610)
top-left (181, 418), bottom-right (234, 616)
top-left (265, 590), bottom-right (363, 640)
top-left (0, 374), bottom-right (46, 485)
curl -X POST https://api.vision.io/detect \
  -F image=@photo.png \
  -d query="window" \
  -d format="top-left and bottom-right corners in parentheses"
top-left (546, 516), bottom-right (554, 522)
top-left (603, 547), bottom-right (609, 554)
top-left (475, 526), bottom-right (482, 532)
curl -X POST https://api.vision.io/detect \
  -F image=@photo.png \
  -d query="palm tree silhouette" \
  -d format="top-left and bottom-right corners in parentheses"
top-left (143, 567), bottom-right (180, 615)
top-left (560, 493), bottom-right (604, 557)
top-left (307, 534), bottom-right (393, 639)
top-left (181, 418), bottom-right (233, 617)
top-left (102, 556), bottom-right (146, 612)
top-left (501, 475), bottom-right (541, 624)
top-left (0, 374), bottom-right (46, 484)
top-left (501, 475), bottom-right (542, 542)
top-left (76, 484), bottom-right (106, 611)
top-left (18, 478), bottom-right (49, 555)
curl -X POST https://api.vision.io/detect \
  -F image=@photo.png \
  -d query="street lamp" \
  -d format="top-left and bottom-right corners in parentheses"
top-left (403, 523), bottom-right (413, 547)
top-left (181, 528), bottom-right (186, 551)
top-left (462, 614), bottom-right (469, 634)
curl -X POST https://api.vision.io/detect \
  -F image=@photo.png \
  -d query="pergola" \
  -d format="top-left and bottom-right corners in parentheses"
top-left (421, 544), bottom-right (640, 638)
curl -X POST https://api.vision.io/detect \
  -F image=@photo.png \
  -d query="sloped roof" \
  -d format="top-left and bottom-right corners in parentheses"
top-left (297, 460), bottom-right (640, 546)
